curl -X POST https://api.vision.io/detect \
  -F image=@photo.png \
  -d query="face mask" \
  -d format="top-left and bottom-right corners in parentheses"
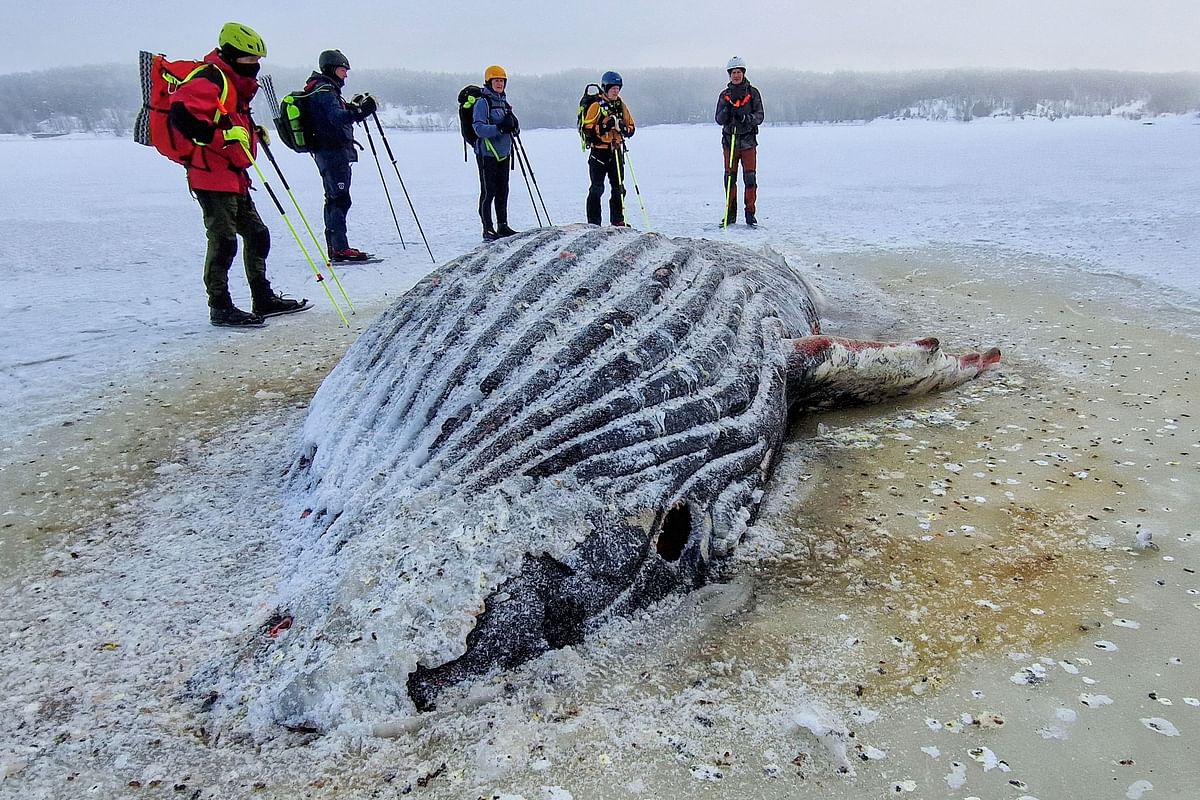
top-left (232, 60), bottom-right (261, 78)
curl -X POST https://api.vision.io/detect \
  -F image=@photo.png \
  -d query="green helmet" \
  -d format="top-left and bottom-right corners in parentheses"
top-left (218, 22), bottom-right (267, 58)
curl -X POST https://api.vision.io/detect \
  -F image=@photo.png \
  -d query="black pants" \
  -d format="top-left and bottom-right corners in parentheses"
top-left (586, 147), bottom-right (625, 225)
top-left (476, 153), bottom-right (510, 232)
top-left (194, 189), bottom-right (271, 309)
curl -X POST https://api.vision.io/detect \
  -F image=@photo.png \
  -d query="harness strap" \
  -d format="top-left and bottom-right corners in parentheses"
top-left (723, 91), bottom-right (752, 109)
top-left (167, 64), bottom-right (231, 125)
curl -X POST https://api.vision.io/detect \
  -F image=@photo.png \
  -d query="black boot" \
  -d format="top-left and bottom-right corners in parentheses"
top-left (746, 211), bottom-right (758, 227)
top-left (721, 211), bottom-right (737, 226)
top-left (210, 305), bottom-right (265, 327)
top-left (252, 291), bottom-right (310, 318)
top-left (483, 228), bottom-right (499, 242)
top-left (495, 224), bottom-right (519, 237)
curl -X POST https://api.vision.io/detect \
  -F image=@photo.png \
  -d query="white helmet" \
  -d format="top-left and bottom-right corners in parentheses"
top-left (726, 55), bottom-right (747, 73)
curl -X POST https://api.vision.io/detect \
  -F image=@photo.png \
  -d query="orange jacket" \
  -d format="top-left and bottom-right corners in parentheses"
top-left (582, 98), bottom-right (635, 149)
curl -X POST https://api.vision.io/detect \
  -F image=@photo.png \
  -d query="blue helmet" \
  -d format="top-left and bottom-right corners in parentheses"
top-left (601, 70), bottom-right (623, 90)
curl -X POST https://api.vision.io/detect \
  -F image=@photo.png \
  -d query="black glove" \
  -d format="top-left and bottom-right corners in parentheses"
top-left (732, 109), bottom-right (748, 124)
top-left (497, 112), bottom-right (517, 133)
top-left (353, 94), bottom-right (377, 117)
top-left (601, 116), bottom-right (618, 133)
top-left (622, 125), bottom-right (634, 139)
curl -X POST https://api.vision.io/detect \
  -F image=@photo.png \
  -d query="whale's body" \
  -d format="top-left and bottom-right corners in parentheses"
top-left (202, 226), bottom-right (999, 734)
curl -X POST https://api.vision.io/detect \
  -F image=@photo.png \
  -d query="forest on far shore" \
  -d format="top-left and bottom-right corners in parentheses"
top-left (3, 64), bottom-right (1197, 135)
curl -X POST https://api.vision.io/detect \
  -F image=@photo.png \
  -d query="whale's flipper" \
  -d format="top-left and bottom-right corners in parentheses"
top-left (784, 335), bottom-right (1001, 410)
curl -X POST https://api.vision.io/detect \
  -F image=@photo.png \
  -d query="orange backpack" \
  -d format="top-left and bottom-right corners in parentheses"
top-left (133, 50), bottom-right (230, 165)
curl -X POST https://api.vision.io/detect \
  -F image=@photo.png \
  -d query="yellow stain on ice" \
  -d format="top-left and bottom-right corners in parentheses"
top-left (713, 373), bottom-right (1130, 702)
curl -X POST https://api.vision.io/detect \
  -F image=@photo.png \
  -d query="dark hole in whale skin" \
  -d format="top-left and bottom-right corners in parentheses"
top-left (657, 504), bottom-right (691, 562)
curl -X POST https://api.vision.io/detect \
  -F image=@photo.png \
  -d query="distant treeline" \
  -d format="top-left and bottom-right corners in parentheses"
top-left (3, 63), bottom-right (1198, 135)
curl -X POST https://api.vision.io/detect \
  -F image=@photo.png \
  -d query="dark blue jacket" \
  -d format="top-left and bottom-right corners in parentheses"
top-left (471, 85), bottom-right (513, 160)
top-left (305, 71), bottom-right (368, 161)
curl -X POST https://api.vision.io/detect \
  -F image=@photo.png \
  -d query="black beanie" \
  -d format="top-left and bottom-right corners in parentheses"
top-left (219, 43), bottom-right (251, 64)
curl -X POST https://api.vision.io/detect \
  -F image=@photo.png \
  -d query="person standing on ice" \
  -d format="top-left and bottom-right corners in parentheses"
top-left (472, 65), bottom-right (520, 242)
top-left (715, 56), bottom-right (764, 227)
top-left (168, 23), bottom-right (308, 327)
top-left (581, 71), bottom-right (636, 226)
top-left (305, 49), bottom-right (378, 262)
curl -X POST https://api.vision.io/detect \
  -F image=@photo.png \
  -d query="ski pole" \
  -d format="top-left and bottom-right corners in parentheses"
top-left (359, 119), bottom-right (408, 249)
top-left (237, 140), bottom-right (350, 326)
top-left (512, 138), bottom-right (544, 227)
top-left (614, 145), bottom-right (629, 225)
top-left (248, 133), bottom-right (350, 314)
top-left (620, 143), bottom-right (651, 231)
top-left (369, 112), bottom-right (436, 263)
top-left (722, 130), bottom-right (737, 229)
top-left (514, 134), bottom-right (552, 225)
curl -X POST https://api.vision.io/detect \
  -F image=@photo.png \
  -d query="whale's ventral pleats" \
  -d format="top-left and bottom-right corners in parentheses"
top-left (193, 225), bottom-right (999, 734)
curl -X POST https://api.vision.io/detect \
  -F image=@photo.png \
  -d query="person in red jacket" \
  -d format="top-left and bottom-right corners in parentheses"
top-left (168, 22), bottom-right (308, 327)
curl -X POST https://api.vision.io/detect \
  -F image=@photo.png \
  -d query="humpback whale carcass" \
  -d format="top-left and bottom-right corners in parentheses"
top-left (206, 225), bottom-right (1000, 733)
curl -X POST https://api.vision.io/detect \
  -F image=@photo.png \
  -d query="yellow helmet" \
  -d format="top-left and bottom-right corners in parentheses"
top-left (218, 22), bottom-right (267, 58)
top-left (484, 64), bottom-right (507, 82)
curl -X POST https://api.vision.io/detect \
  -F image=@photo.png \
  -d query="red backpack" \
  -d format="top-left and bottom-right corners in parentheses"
top-left (133, 50), bottom-right (230, 165)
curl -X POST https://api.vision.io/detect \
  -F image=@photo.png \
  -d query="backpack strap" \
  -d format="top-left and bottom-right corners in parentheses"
top-left (169, 63), bottom-right (231, 125)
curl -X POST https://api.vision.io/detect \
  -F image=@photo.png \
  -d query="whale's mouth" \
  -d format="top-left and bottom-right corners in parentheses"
top-left (403, 502), bottom-right (704, 713)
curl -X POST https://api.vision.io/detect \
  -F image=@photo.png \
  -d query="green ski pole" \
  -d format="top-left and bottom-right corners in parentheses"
top-left (722, 130), bottom-right (737, 229)
top-left (621, 142), bottom-right (651, 231)
top-left (238, 140), bottom-right (350, 326)
top-left (250, 127), bottom-right (355, 315)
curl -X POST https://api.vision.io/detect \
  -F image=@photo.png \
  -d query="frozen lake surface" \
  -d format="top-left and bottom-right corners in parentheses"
top-left (1, 115), bottom-right (1197, 433)
top-left (1, 116), bottom-right (1198, 799)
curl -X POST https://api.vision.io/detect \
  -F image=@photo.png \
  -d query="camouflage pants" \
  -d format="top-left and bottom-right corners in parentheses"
top-left (194, 189), bottom-right (271, 308)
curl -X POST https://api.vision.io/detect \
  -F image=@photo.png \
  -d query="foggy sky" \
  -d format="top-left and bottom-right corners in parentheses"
top-left (8, 1), bottom-right (1197, 75)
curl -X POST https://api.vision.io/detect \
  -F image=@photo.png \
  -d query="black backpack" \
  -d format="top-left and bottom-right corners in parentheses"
top-left (457, 84), bottom-right (483, 160)
top-left (273, 83), bottom-right (330, 153)
top-left (576, 83), bottom-right (602, 150)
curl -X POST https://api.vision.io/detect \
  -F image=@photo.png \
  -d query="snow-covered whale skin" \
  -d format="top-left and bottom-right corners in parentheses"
top-left (212, 225), bottom-right (999, 733)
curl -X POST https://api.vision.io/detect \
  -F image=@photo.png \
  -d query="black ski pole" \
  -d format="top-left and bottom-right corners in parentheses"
top-left (514, 134), bottom-right (552, 225)
top-left (359, 119), bottom-right (407, 249)
top-left (370, 112), bottom-right (436, 263)
top-left (513, 138), bottom-right (544, 228)
top-left (250, 115), bottom-right (355, 314)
